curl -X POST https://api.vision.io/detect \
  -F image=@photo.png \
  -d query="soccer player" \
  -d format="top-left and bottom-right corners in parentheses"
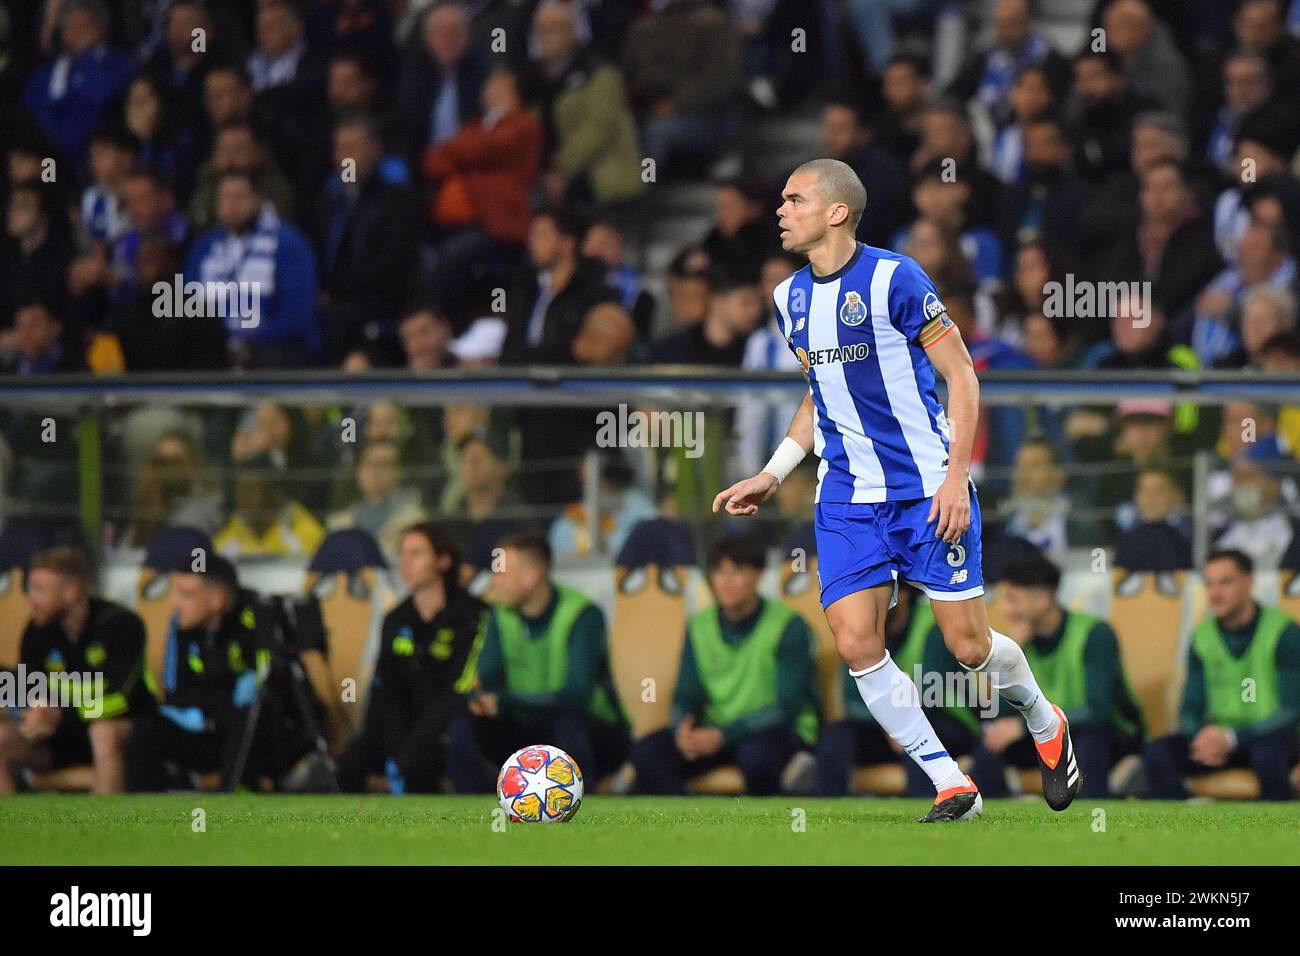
top-left (713, 158), bottom-right (1081, 821)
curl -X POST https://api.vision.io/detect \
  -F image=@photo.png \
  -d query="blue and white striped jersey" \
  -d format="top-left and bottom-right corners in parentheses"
top-left (773, 242), bottom-right (957, 503)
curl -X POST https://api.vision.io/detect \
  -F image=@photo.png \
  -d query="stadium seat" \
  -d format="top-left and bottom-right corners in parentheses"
top-left (303, 566), bottom-right (384, 756)
top-left (608, 519), bottom-right (695, 739)
top-left (1278, 570), bottom-right (1300, 625)
top-left (1187, 769), bottom-right (1261, 800)
top-left (1110, 570), bottom-right (1185, 739)
top-left (0, 567), bottom-right (28, 670)
top-left (135, 569), bottom-right (175, 702)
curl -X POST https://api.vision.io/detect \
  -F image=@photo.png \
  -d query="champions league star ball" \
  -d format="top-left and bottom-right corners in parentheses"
top-left (496, 744), bottom-right (584, 823)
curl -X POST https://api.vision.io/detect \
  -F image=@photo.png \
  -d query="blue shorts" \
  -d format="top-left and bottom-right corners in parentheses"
top-left (814, 486), bottom-right (985, 610)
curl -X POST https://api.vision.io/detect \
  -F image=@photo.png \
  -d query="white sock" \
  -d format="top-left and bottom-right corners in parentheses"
top-left (849, 652), bottom-right (968, 793)
top-left (967, 629), bottom-right (1060, 742)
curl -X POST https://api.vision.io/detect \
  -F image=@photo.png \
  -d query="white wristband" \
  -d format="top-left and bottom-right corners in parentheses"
top-left (761, 437), bottom-right (807, 484)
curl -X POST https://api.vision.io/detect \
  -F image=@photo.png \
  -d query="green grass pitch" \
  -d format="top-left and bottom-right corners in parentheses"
top-left (3, 795), bottom-right (1298, 865)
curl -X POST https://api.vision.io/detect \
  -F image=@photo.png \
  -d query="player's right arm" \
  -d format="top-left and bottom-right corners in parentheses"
top-left (712, 393), bottom-right (814, 516)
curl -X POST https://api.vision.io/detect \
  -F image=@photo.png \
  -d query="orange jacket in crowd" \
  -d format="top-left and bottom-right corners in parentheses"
top-left (421, 107), bottom-right (543, 245)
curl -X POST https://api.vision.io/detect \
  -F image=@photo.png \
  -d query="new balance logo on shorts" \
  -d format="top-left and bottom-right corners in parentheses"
top-left (949, 569), bottom-right (968, 584)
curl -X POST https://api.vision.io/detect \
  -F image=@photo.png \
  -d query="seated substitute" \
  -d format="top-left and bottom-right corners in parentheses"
top-left (970, 554), bottom-right (1143, 798)
top-left (338, 522), bottom-right (489, 794)
top-left (1143, 549), bottom-right (1300, 801)
top-left (452, 533), bottom-right (629, 790)
top-left (0, 547), bottom-right (153, 793)
top-left (125, 555), bottom-right (265, 791)
top-left (816, 583), bottom-right (980, 797)
top-left (632, 533), bottom-right (819, 796)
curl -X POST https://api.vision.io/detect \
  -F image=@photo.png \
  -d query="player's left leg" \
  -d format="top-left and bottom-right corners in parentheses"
top-left (893, 490), bottom-right (1082, 811)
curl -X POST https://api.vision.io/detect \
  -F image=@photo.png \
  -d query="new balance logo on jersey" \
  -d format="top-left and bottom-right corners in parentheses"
top-left (793, 341), bottom-right (870, 372)
top-left (949, 569), bottom-right (969, 584)
top-left (793, 316), bottom-right (805, 332)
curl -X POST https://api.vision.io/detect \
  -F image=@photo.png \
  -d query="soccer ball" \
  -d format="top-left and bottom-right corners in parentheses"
top-left (496, 744), bottom-right (584, 823)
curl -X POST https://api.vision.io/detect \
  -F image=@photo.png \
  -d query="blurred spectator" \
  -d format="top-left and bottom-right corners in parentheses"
top-left (1232, 0), bottom-right (1300, 114)
top-left (1193, 220), bottom-right (1295, 366)
top-left (106, 234), bottom-right (226, 373)
top-left (20, 0), bottom-right (135, 165)
top-left (1003, 115), bottom-right (1087, 258)
top-left (122, 431), bottom-right (222, 549)
top-left (1259, 331), bottom-right (1300, 454)
top-left (189, 120), bottom-right (296, 233)
top-left (581, 217), bottom-right (656, 341)
top-left (0, 301), bottom-right (84, 375)
top-left (1206, 50), bottom-right (1273, 171)
top-left (663, 246), bottom-right (713, 330)
top-left (300, 51), bottom-right (406, 193)
top-left (106, 167), bottom-right (188, 307)
top-left (948, 0), bottom-right (1070, 129)
top-left (572, 302), bottom-right (636, 366)
top-left (874, 53), bottom-right (930, 165)
top-left (908, 100), bottom-right (1003, 229)
top-left (622, 0), bottom-right (742, 174)
top-left (549, 453), bottom-right (656, 559)
top-left (1213, 437), bottom-right (1298, 569)
top-left (649, 272), bottom-right (759, 366)
top-left (502, 207), bottom-right (619, 365)
top-left (337, 521), bottom-right (488, 794)
top-left (700, 179), bottom-right (781, 285)
top-left (77, 125), bottom-right (135, 248)
top-left (398, 302), bottom-right (456, 370)
top-left (421, 64), bottom-right (541, 317)
top-left (820, 94), bottom-right (909, 248)
top-left (398, 1), bottom-right (488, 161)
top-left (312, 113), bottom-right (422, 362)
top-left (1092, 158), bottom-right (1221, 327)
top-left (247, 0), bottom-right (325, 171)
top-left (124, 73), bottom-right (195, 200)
top-left (1143, 548), bottom-right (1300, 800)
top-left (145, 1), bottom-right (223, 143)
top-left (895, 162), bottom-right (1002, 294)
top-left (1102, 0), bottom-right (1192, 116)
top-left (126, 555), bottom-right (264, 792)
top-left (1021, 311), bottom-right (1084, 370)
top-left (326, 438), bottom-right (428, 556)
top-left (995, 436), bottom-right (1082, 558)
top-left (531, 1), bottom-right (643, 210)
top-left (633, 532), bottom-right (816, 796)
top-left (1, 546), bottom-right (150, 794)
top-left (1067, 48), bottom-right (1157, 184)
top-left (1114, 465), bottom-right (1193, 571)
top-left (184, 170), bottom-right (320, 368)
top-left (1216, 285), bottom-right (1298, 369)
top-left (989, 63), bottom-right (1058, 187)
top-left (1213, 105), bottom-right (1299, 264)
top-left (215, 453), bottom-right (325, 559)
top-left (0, 183), bottom-right (73, 330)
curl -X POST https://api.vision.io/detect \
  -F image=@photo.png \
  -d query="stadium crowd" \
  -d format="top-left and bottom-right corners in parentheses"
top-left (3, 0), bottom-right (1300, 561)
top-left (2, 1), bottom-right (1300, 799)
